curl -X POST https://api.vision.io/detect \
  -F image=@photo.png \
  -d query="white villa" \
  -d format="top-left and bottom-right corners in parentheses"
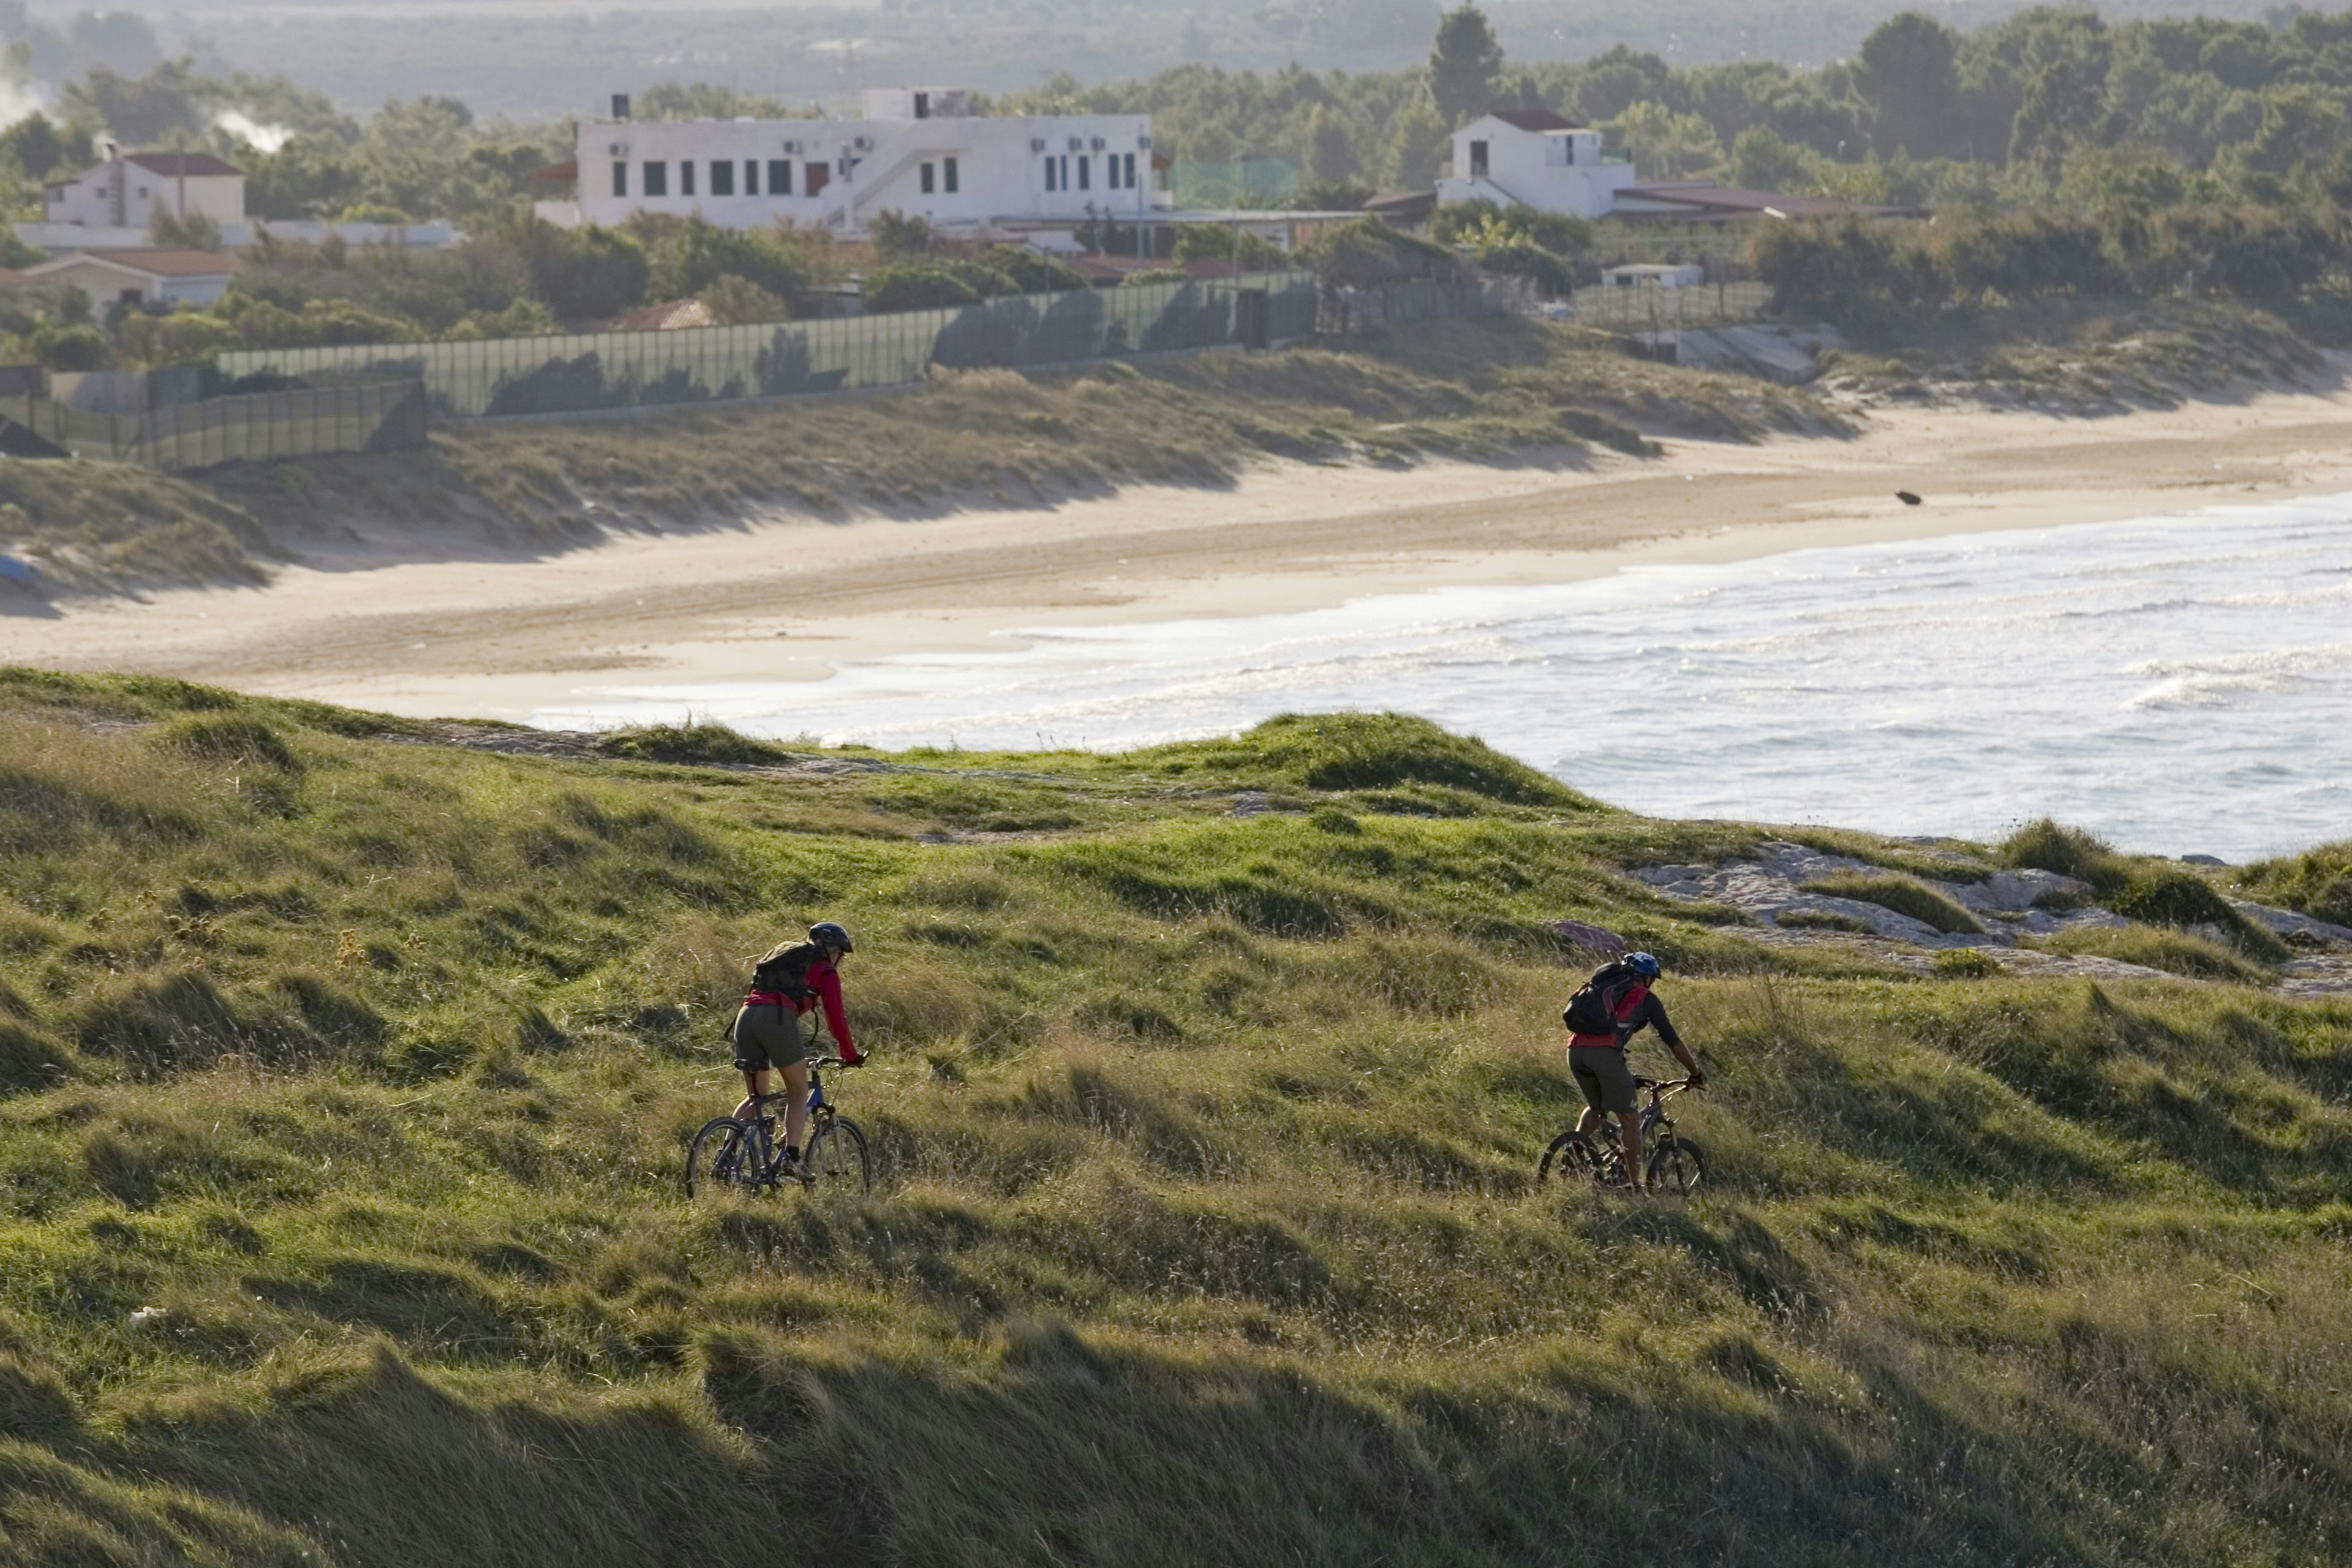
top-left (1434, 110), bottom-right (1638, 219)
top-left (552, 88), bottom-right (1173, 245)
top-left (44, 144), bottom-right (246, 232)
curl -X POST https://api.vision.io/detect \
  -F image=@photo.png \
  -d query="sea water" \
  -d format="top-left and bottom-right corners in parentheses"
top-left (538, 494), bottom-right (2352, 861)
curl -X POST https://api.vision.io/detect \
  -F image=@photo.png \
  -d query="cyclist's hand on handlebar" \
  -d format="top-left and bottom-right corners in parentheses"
top-left (837, 1049), bottom-right (864, 1068)
top-left (1687, 1070), bottom-right (1707, 1090)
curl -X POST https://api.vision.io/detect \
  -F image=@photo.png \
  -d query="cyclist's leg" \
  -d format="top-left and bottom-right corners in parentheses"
top-left (1618, 1112), bottom-right (1644, 1188)
top-left (774, 1006), bottom-right (817, 1158)
top-left (729, 1004), bottom-right (774, 1120)
top-left (1566, 1047), bottom-right (1611, 1138)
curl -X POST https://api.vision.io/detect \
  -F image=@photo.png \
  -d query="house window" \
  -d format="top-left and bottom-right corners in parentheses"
top-left (770, 159), bottom-right (791, 194)
top-left (920, 162), bottom-right (935, 195)
top-left (745, 159), bottom-right (759, 194)
top-left (1124, 152), bottom-right (1136, 188)
top-left (914, 91), bottom-right (931, 119)
top-left (805, 161), bottom-right (829, 197)
top-left (1469, 140), bottom-right (1488, 177)
top-left (944, 156), bottom-right (959, 194)
top-left (612, 161), bottom-right (627, 198)
top-left (681, 160), bottom-right (696, 196)
top-left (711, 159), bottom-right (734, 195)
top-left (1077, 155), bottom-right (1090, 190)
top-left (1044, 156), bottom-right (1058, 192)
top-left (643, 160), bottom-right (668, 196)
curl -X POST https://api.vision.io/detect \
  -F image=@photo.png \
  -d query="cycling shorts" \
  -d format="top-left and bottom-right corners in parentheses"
top-left (733, 1003), bottom-right (813, 1074)
top-left (1569, 1044), bottom-right (1638, 1115)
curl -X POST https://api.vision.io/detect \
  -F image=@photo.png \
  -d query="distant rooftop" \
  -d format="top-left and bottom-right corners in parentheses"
top-left (1488, 110), bottom-right (1586, 133)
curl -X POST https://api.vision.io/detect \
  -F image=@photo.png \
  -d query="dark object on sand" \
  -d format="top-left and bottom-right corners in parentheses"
top-left (1896, 491), bottom-right (1923, 506)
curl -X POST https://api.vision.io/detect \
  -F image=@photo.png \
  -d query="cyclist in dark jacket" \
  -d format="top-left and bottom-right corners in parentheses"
top-left (732, 921), bottom-right (861, 1173)
top-left (1567, 951), bottom-right (1703, 1191)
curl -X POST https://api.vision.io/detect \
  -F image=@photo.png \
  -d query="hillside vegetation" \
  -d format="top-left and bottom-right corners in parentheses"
top-left (1, 669), bottom-right (2348, 1564)
top-left (0, 317), bottom-right (1833, 598)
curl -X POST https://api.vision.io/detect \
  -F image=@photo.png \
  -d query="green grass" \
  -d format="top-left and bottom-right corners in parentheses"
top-left (2, 669), bottom-right (2351, 1564)
top-left (1797, 872), bottom-right (1986, 935)
top-left (0, 317), bottom-right (1836, 599)
top-left (2237, 840), bottom-right (2352, 927)
top-left (2027, 924), bottom-right (2275, 985)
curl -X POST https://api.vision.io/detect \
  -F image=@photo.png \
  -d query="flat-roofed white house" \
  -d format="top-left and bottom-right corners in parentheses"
top-left (556, 88), bottom-right (1172, 241)
top-left (1434, 110), bottom-right (1640, 218)
top-left (44, 145), bottom-right (246, 232)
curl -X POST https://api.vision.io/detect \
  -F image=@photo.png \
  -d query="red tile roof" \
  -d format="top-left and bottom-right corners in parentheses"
top-left (27, 247), bottom-right (238, 279)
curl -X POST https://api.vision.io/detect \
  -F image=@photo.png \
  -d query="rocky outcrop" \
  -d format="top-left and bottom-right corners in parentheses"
top-left (1630, 840), bottom-right (2120, 950)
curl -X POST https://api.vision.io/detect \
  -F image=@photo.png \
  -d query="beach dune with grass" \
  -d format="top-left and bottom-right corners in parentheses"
top-left (0, 677), bottom-right (2348, 1563)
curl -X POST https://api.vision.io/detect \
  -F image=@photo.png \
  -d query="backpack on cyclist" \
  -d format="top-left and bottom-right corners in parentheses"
top-left (749, 940), bottom-right (822, 1001)
top-left (1562, 958), bottom-right (1643, 1035)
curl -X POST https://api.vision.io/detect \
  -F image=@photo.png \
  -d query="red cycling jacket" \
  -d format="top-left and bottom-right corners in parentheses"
top-left (744, 952), bottom-right (856, 1058)
top-left (1568, 984), bottom-right (1684, 1052)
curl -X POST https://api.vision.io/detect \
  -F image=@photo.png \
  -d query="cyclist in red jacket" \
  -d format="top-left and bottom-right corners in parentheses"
top-left (732, 921), bottom-right (861, 1173)
top-left (1567, 951), bottom-right (1703, 1191)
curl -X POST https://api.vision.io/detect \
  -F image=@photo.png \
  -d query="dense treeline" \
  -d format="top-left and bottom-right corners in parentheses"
top-left (1007, 4), bottom-right (2352, 211)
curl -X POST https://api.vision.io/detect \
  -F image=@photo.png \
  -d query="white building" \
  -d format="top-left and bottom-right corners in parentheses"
top-left (1434, 110), bottom-right (1639, 219)
top-left (44, 145), bottom-right (246, 232)
top-left (556, 88), bottom-right (1171, 241)
top-left (21, 247), bottom-right (238, 307)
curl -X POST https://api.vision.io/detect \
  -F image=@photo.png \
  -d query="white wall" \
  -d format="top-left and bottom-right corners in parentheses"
top-left (29, 257), bottom-right (232, 306)
top-left (1434, 117), bottom-right (1637, 219)
top-left (44, 164), bottom-right (246, 232)
top-left (574, 112), bottom-right (1169, 236)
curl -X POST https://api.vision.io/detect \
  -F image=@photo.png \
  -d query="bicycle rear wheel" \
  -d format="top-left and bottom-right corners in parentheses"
top-left (687, 1117), bottom-right (760, 1199)
top-left (1646, 1136), bottom-right (1706, 1197)
top-left (1540, 1131), bottom-right (1600, 1183)
top-left (802, 1115), bottom-right (871, 1196)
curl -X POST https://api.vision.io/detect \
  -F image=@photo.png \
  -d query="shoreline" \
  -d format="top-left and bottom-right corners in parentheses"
top-left (11, 381), bottom-right (2352, 724)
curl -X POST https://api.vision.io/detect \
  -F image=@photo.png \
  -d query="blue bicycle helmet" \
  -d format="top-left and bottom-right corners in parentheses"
top-left (1624, 951), bottom-right (1662, 979)
top-left (808, 921), bottom-right (854, 954)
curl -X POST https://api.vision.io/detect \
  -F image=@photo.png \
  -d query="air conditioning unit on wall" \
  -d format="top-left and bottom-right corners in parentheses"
top-left (1030, 137), bottom-right (1047, 153)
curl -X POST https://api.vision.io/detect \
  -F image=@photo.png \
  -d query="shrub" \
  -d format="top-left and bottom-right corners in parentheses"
top-left (594, 722), bottom-right (790, 766)
top-left (1931, 947), bottom-right (2002, 978)
top-left (1474, 242), bottom-right (1574, 296)
top-left (31, 323), bottom-right (107, 371)
top-left (1121, 268), bottom-right (1192, 286)
top-left (1798, 873), bottom-right (1984, 934)
top-left (2236, 840), bottom-right (2352, 927)
top-left (981, 245), bottom-right (1087, 293)
top-left (2106, 867), bottom-right (2288, 960)
top-left (862, 262), bottom-right (984, 313)
top-left (696, 274), bottom-right (791, 325)
top-left (2031, 924), bottom-right (2271, 983)
top-left (535, 223), bottom-right (650, 318)
top-left (2002, 818), bottom-right (2128, 895)
top-left (1777, 908), bottom-right (1874, 933)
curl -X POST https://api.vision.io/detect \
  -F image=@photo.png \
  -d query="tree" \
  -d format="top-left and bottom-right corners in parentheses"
top-left (1303, 104), bottom-right (1359, 182)
top-left (1428, 5), bottom-right (1502, 127)
top-left (1381, 93), bottom-right (1449, 187)
top-left (1854, 12), bottom-right (1963, 159)
top-left (1728, 126), bottom-right (1814, 191)
top-left (696, 274), bottom-right (790, 325)
top-left (0, 113), bottom-right (68, 181)
top-left (1605, 101), bottom-right (1724, 179)
top-left (868, 209), bottom-right (934, 258)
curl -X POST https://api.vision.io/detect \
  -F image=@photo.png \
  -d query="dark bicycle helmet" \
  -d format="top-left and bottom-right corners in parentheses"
top-left (1624, 951), bottom-right (1662, 979)
top-left (808, 921), bottom-right (854, 954)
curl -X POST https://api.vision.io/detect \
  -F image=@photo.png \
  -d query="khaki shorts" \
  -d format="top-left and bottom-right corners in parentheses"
top-left (1569, 1045), bottom-right (1638, 1116)
top-left (733, 1003), bottom-right (812, 1074)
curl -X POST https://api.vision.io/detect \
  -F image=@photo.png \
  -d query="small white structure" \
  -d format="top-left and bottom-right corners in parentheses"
top-left (44, 145), bottom-right (246, 232)
top-left (22, 248), bottom-right (238, 307)
top-left (1435, 110), bottom-right (1640, 219)
top-left (559, 86), bottom-right (1172, 239)
top-left (1605, 262), bottom-right (1705, 288)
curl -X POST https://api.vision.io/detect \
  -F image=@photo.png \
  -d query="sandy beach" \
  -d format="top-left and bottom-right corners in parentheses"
top-left (11, 379), bottom-right (2352, 724)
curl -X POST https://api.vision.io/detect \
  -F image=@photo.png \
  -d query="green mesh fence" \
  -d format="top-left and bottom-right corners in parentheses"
top-left (0, 380), bottom-right (427, 472)
top-left (216, 273), bottom-right (1324, 420)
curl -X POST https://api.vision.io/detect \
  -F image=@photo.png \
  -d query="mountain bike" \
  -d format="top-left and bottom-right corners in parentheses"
top-left (1538, 1076), bottom-right (1706, 1196)
top-left (686, 1055), bottom-right (872, 1198)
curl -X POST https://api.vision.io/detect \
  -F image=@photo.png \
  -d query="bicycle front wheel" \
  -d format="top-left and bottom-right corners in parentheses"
top-left (687, 1117), bottom-right (758, 1199)
top-left (1646, 1136), bottom-right (1706, 1197)
top-left (802, 1115), bottom-right (871, 1196)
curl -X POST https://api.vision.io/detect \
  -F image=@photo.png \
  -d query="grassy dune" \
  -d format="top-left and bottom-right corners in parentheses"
top-left (0, 317), bottom-right (1838, 599)
top-left (2, 670), bottom-right (2349, 1564)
